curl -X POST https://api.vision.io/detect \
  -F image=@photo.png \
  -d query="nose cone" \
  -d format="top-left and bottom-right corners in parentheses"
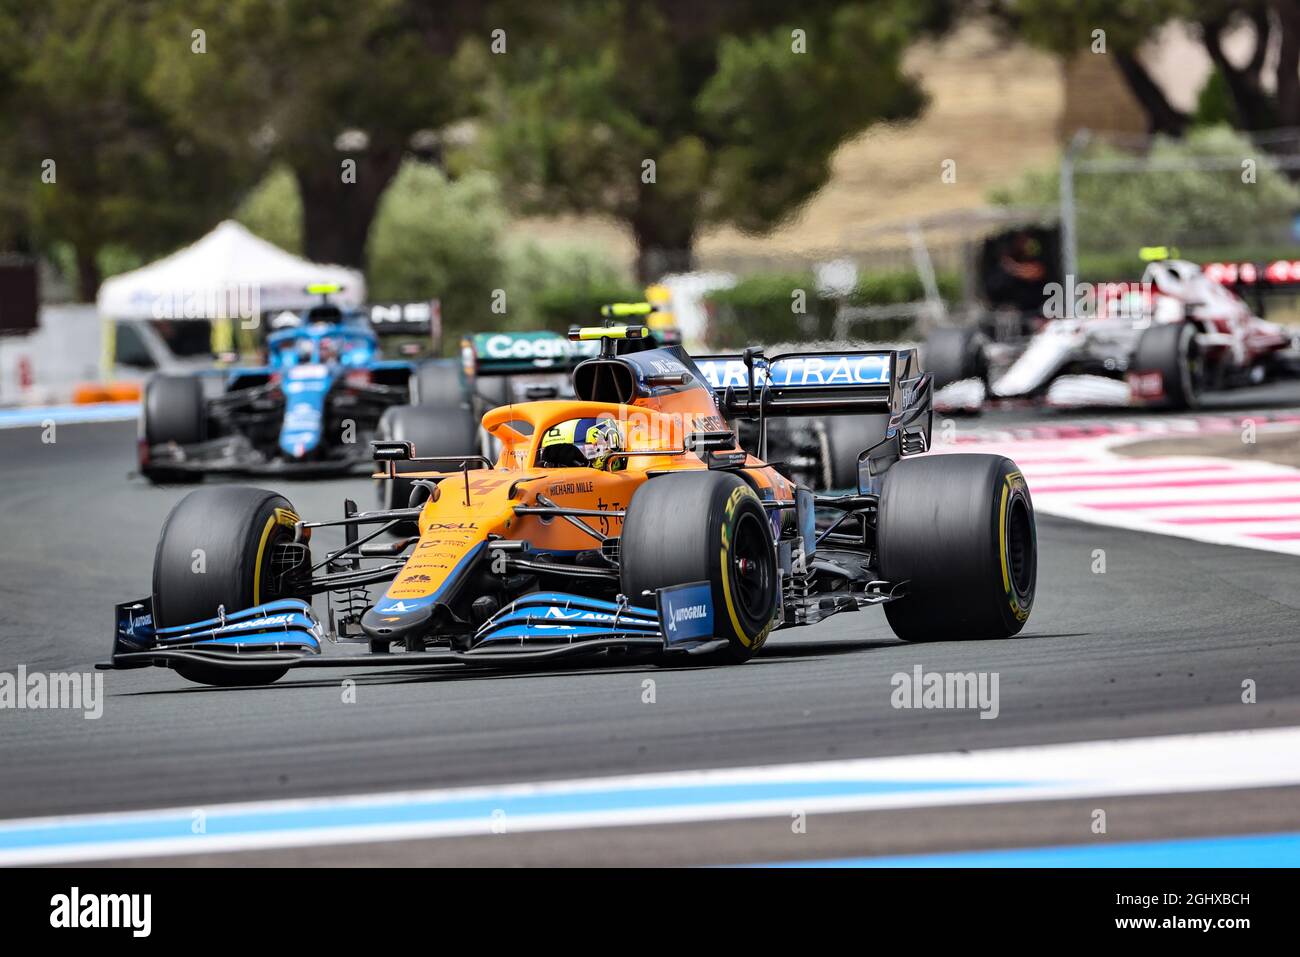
top-left (279, 366), bottom-right (331, 457)
top-left (360, 597), bottom-right (436, 644)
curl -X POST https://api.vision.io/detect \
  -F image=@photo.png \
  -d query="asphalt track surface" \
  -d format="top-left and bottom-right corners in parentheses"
top-left (2, 403), bottom-right (1300, 864)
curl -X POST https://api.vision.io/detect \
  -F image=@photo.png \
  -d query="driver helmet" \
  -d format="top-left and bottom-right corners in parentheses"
top-left (537, 417), bottom-right (626, 471)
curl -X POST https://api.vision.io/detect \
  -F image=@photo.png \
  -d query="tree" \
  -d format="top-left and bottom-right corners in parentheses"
top-left (992, 127), bottom-right (1300, 263)
top-left (0, 0), bottom-right (258, 298)
top-left (1196, 1), bottom-right (1292, 132)
top-left (147, 0), bottom-right (490, 269)
top-left (483, 1), bottom-right (940, 281)
top-left (367, 163), bottom-right (506, 339)
top-left (984, 1), bottom-right (1300, 141)
top-left (980, 0), bottom-right (1191, 136)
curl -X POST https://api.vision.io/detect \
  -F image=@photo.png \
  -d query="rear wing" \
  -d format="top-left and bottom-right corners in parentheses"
top-left (694, 348), bottom-right (926, 418)
top-left (1203, 260), bottom-right (1300, 291)
top-left (369, 300), bottom-right (442, 357)
top-left (1204, 260), bottom-right (1300, 319)
top-left (368, 300), bottom-right (440, 335)
top-left (695, 348), bottom-right (933, 486)
top-left (463, 331), bottom-right (602, 376)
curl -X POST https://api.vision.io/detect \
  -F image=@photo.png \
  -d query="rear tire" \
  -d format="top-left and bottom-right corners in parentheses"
top-left (1131, 321), bottom-right (1202, 410)
top-left (413, 359), bottom-right (467, 408)
top-left (620, 472), bottom-right (778, 663)
top-left (153, 486), bottom-right (306, 685)
top-left (376, 404), bottom-right (482, 528)
top-left (141, 375), bottom-right (206, 484)
top-left (877, 454), bottom-right (1036, 642)
top-left (924, 326), bottom-right (986, 391)
top-left (822, 414), bottom-right (890, 490)
top-left (474, 374), bottom-right (513, 411)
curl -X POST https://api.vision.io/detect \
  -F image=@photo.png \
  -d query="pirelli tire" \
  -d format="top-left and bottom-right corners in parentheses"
top-left (376, 403), bottom-right (481, 532)
top-left (474, 374), bottom-right (513, 412)
top-left (821, 413), bottom-right (890, 490)
top-left (1131, 321), bottom-right (1202, 410)
top-left (923, 325), bottom-right (987, 391)
top-left (141, 374), bottom-right (206, 484)
top-left (152, 487), bottom-right (307, 686)
top-left (877, 454), bottom-right (1036, 642)
top-left (413, 359), bottom-right (468, 408)
top-left (620, 471), bottom-right (779, 663)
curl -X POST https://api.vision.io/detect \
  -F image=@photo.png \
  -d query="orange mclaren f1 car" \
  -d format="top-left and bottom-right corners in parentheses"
top-left (102, 319), bottom-right (1038, 686)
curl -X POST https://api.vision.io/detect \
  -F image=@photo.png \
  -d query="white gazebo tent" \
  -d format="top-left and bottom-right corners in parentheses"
top-left (96, 220), bottom-right (365, 321)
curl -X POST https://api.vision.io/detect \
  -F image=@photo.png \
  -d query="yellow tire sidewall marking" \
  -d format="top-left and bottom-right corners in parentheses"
top-left (998, 471), bottom-right (1030, 621)
top-left (719, 485), bottom-right (772, 649)
top-left (252, 508), bottom-right (298, 606)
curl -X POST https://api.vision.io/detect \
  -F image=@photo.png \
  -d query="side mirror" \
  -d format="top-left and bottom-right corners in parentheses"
top-left (685, 430), bottom-right (736, 454)
top-left (408, 479), bottom-right (438, 509)
top-left (371, 440), bottom-right (414, 461)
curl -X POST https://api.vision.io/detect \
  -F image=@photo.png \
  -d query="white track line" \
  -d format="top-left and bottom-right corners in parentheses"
top-left (0, 402), bottom-right (138, 430)
top-left (1, 726), bottom-right (1299, 865)
top-left (937, 420), bottom-right (1300, 556)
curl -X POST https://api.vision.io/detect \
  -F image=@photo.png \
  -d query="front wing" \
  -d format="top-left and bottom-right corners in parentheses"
top-left (143, 434), bottom-right (374, 477)
top-left (99, 586), bottom-right (733, 677)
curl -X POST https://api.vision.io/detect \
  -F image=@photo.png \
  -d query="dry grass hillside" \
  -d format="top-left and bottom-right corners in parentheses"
top-left (512, 21), bottom-right (1068, 273)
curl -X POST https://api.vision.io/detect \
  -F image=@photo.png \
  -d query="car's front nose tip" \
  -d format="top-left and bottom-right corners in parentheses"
top-left (360, 602), bottom-right (435, 642)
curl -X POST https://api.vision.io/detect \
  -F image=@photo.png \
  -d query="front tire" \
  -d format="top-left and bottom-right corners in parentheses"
top-left (153, 486), bottom-right (306, 685)
top-left (1131, 321), bottom-right (1202, 410)
top-left (620, 472), bottom-right (778, 662)
top-left (877, 454), bottom-right (1036, 642)
top-left (141, 375), bottom-right (206, 484)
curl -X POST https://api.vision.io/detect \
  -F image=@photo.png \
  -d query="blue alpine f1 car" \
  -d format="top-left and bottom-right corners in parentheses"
top-left (138, 292), bottom-right (445, 482)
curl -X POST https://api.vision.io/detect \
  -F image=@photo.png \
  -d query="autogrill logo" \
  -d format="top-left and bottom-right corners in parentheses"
top-left (673, 604), bottom-right (708, 625)
top-left (50, 887), bottom-right (151, 937)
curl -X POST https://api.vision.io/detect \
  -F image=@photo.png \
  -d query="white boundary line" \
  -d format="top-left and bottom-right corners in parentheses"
top-left (0, 402), bottom-right (138, 430)
top-left (2, 726), bottom-right (1299, 865)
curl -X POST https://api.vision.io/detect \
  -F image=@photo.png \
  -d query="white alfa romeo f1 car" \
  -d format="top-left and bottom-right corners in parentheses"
top-left (927, 251), bottom-right (1298, 411)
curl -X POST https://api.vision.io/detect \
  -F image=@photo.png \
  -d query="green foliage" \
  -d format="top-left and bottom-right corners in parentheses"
top-left (1194, 68), bottom-right (1236, 128)
top-left (502, 239), bottom-right (638, 330)
top-left (0, 0), bottom-right (949, 298)
top-left (699, 4), bottom-right (926, 231)
top-left (486, 1), bottom-right (932, 275)
top-left (997, 0), bottom-right (1189, 56)
top-left (146, 0), bottom-right (474, 165)
top-left (851, 270), bottom-right (959, 305)
top-left (234, 166), bottom-right (303, 255)
top-left (145, 0), bottom-right (489, 267)
top-left (992, 126), bottom-right (1300, 255)
top-left (705, 274), bottom-right (831, 347)
top-left (366, 164), bottom-right (507, 345)
top-left (1078, 243), bottom-right (1300, 283)
top-left (0, 0), bottom-right (259, 296)
top-left (531, 282), bottom-right (646, 331)
top-left (234, 160), bottom-right (637, 346)
top-left (705, 269), bottom-right (958, 346)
